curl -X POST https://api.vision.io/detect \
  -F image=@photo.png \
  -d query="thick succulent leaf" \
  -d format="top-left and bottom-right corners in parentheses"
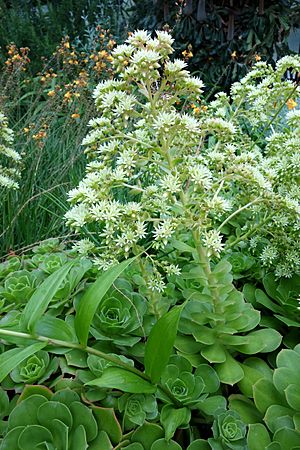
top-left (75, 257), bottom-right (135, 346)
top-left (276, 348), bottom-right (300, 372)
top-left (197, 396), bottom-right (227, 417)
top-left (21, 261), bottom-right (74, 332)
top-left (285, 384), bottom-right (300, 411)
top-left (195, 364), bottom-right (220, 393)
top-left (236, 329), bottom-right (282, 354)
top-left (187, 441), bottom-right (211, 450)
top-left (160, 405), bottom-right (191, 441)
top-left (238, 364), bottom-right (266, 398)
top-left (0, 426), bottom-right (24, 450)
top-left (8, 395), bottom-right (48, 429)
top-left (37, 401), bottom-right (73, 429)
top-left (272, 427), bottom-right (300, 449)
top-left (69, 424), bottom-right (87, 450)
top-left (89, 431), bottom-right (113, 450)
top-left (247, 423), bottom-right (271, 450)
top-left (18, 385), bottom-right (52, 402)
top-left (92, 406), bottom-right (122, 445)
top-left (0, 388), bottom-right (9, 419)
top-left (151, 438), bottom-right (182, 449)
top-left (264, 405), bottom-right (294, 433)
top-left (200, 343), bottom-right (227, 363)
top-left (273, 367), bottom-right (299, 394)
top-left (253, 379), bottom-right (284, 414)
top-left (144, 303), bottom-right (185, 384)
top-left (228, 394), bottom-right (263, 424)
top-left (47, 419), bottom-right (69, 450)
top-left (215, 351), bottom-right (244, 385)
top-left (86, 367), bottom-right (156, 394)
top-left (255, 289), bottom-right (282, 314)
top-left (18, 425), bottom-right (53, 449)
top-left (131, 422), bottom-right (164, 447)
top-left (0, 342), bottom-right (46, 383)
top-left (69, 401), bottom-right (98, 441)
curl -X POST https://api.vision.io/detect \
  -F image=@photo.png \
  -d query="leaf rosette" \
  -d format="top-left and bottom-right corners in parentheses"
top-left (209, 410), bottom-right (247, 450)
top-left (0, 257), bottom-right (21, 281)
top-left (160, 356), bottom-right (207, 407)
top-left (0, 387), bottom-right (106, 450)
top-left (118, 393), bottom-right (158, 429)
top-left (7, 351), bottom-right (58, 388)
top-left (91, 279), bottom-right (147, 346)
top-left (1, 270), bottom-right (41, 304)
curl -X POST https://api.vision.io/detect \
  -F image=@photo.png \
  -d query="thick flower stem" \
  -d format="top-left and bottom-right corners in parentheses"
top-left (164, 144), bottom-right (221, 312)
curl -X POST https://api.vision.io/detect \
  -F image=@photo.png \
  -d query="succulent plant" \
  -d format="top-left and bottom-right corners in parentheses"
top-left (0, 257), bottom-right (21, 281)
top-left (0, 386), bottom-right (114, 449)
top-left (90, 278), bottom-right (147, 346)
top-left (160, 355), bottom-right (208, 407)
top-left (7, 351), bottom-right (58, 389)
top-left (209, 410), bottom-right (248, 450)
top-left (118, 393), bottom-right (158, 429)
top-left (1, 270), bottom-right (42, 304)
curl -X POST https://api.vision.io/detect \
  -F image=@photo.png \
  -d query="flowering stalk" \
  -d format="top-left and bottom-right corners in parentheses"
top-left (66, 30), bottom-right (300, 287)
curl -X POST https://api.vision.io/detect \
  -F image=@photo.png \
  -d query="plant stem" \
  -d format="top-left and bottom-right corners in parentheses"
top-left (0, 327), bottom-right (181, 406)
top-left (217, 198), bottom-right (262, 232)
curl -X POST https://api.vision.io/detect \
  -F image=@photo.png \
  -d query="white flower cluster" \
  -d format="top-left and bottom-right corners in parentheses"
top-left (66, 31), bottom-right (300, 277)
top-left (0, 112), bottom-right (21, 190)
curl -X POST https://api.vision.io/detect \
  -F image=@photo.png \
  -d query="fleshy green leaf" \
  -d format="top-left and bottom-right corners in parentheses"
top-left (187, 440), bottom-right (211, 450)
top-left (131, 422), bottom-right (164, 447)
top-left (22, 261), bottom-right (74, 332)
top-left (247, 424), bottom-right (271, 450)
top-left (144, 303), bottom-right (185, 384)
top-left (86, 367), bottom-right (156, 394)
top-left (0, 342), bottom-right (46, 382)
top-left (151, 438), bottom-right (182, 449)
top-left (92, 406), bottom-right (122, 445)
top-left (228, 394), bottom-right (263, 424)
top-left (273, 427), bottom-right (300, 448)
top-left (75, 257), bottom-right (135, 346)
top-left (285, 384), bottom-right (300, 410)
top-left (215, 351), bottom-right (244, 385)
top-left (237, 329), bottom-right (282, 354)
top-left (160, 405), bottom-right (191, 441)
top-left (35, 315), bottom-right (75, 342)
top-left (253, 379), bottom-right (284, 414)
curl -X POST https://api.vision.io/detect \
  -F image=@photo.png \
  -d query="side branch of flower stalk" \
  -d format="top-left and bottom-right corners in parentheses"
top-left (217, 198), bottom-right (262, 233)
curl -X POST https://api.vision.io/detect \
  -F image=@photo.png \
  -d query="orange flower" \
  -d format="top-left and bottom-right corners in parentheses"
top-left (47, 90), bottom-right (55, 97)
top-left (182, 49), bottom-right (193, 58)
top-left (71, 113), bottom-right (80, 119)
top-left (255, 54), bottom-right (261, 62)
top-left (286, 98), bottom-right (297, 110)
top-left (64, 91), bottom-right (72, 100)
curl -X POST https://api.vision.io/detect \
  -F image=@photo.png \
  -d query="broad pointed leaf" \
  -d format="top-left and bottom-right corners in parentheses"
top-left (86, 367), bottom-right (156, 394)
top-left (22, 261), bottom-right (74, 331)
top-left (145, 304), bottom-right (185, 384)
top-left (75, 257), bottom-right (135, 345)
top-left (0, 342), bottom-right (46, 382)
